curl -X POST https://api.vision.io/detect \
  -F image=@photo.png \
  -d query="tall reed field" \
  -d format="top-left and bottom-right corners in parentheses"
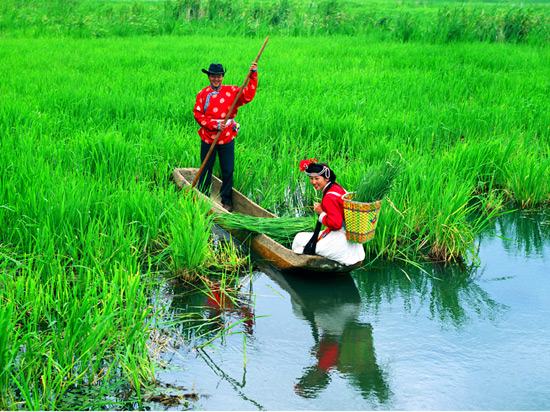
top-left (1, 0), bottom-right (549, 408)
top-left (0, 50), bottom-right (245, 406)
top-left (2, 0), bottom-right (550, 44)
top-left (0, 131), bottom-right (244, 408)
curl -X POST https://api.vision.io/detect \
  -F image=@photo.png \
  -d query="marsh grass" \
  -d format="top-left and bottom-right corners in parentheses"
top-left (210, 236), bottom-right (251, 274)
top-left (0, 103), bottom-right (243, 409)
top-left (2, 0), bottom-right (549, 43)
top-left (1, 34), bottom-right (548, 270)
top-left (505, 156), bottom-right (550, 208)
top-left (0, 259), bottom-right (157, 410)
top-left (167, 194), bottom-right (214, 277)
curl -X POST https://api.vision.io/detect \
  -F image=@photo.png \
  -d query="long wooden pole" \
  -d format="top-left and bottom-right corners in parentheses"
top-left (191, 36), bottom-right (269, 189)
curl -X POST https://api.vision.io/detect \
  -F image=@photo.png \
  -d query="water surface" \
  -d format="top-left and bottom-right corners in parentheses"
top-left (156, 210), bottom-right (550, 410)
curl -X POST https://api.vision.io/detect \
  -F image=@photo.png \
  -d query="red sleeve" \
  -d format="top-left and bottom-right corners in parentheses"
top-left (241, 70), bottom-right (257, 103)
top-left (193, 90), bottom-right (219, 132)
top-left (230, 71), bottom-right (257, 116)
top-left (321, 193), bottom-right (344, 231)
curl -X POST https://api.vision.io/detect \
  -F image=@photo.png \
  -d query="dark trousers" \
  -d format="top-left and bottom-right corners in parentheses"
top-left (198, 139), bottom-right (234, 205)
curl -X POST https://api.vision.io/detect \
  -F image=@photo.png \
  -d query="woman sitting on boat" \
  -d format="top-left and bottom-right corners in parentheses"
top-left (292, 159), bottom-right (365, 266)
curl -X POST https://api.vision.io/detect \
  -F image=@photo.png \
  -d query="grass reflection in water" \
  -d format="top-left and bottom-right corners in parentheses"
top-left (355, 262), bottom-right (508, 329)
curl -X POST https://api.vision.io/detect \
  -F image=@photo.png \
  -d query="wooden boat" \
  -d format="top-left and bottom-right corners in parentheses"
top-left (172, 168), bottom-right (362, 273)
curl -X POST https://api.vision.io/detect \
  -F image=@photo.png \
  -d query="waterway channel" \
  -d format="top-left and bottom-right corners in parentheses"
top-left (154, 210), bottom-right (549, 410)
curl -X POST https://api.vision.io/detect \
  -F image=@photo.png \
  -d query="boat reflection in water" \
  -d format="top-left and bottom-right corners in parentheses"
top-left (263, 267), bottom-right (392, 403)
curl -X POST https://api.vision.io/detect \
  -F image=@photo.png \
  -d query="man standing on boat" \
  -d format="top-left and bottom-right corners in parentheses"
top-left (194, 62), bottom-right (258, 213)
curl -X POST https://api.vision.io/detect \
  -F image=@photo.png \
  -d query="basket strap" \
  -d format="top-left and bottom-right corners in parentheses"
top-left (303, 181), bottom-right (334, 255)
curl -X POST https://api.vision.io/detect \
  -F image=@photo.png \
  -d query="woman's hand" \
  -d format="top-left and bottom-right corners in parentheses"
top-left (313, 202), bottom-right (324, 215)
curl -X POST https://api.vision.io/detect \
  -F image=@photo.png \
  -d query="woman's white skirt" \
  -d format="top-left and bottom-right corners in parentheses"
top-left (292, 229), bottom-right (365, 266)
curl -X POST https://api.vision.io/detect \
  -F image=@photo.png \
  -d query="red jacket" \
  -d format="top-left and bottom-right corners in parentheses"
top-left (318, 183), bottom-right (346, 238)
top-left (193, 71), bottom-right (257, 145)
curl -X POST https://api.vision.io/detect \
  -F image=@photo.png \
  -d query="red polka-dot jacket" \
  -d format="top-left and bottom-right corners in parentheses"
top-left (193, 71), bottom-right (258, 145)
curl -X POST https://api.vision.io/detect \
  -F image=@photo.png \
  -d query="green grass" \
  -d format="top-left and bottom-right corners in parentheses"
top-left (0, 249), bottom-right (157, 409)
top-left (1, 0), bottom-right (550, 43)
top-left (1, 35), bottom-right (548, 264)
top-left (0, 81), bottom-right (242, 407)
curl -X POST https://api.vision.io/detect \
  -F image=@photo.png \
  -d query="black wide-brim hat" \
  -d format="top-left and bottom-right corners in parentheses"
top-left (202, 63), bottom-right (226, 75)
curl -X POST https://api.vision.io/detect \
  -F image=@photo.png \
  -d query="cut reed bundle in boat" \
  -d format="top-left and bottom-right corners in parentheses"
top-left (213, 213), bottom-right (314, 247)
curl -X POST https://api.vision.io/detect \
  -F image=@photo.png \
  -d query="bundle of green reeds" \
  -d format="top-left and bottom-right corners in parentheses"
top-left (213, 213), bottom-right (314, 247)
top-left (354, 161), bottom-right (402, 203)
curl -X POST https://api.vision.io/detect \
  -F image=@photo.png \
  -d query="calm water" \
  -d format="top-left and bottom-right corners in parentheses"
top-left (155, 210), bottom-right (550, 410)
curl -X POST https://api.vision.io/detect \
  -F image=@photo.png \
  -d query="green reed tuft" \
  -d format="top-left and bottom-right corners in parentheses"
top-left (168, 194), bottom-right (214, 276)
top-left (353, 160), bottom-right (402, 204)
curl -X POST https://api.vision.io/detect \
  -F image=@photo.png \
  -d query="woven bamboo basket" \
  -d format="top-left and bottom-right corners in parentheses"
top-left (342, 193), bottom-right (383, 244)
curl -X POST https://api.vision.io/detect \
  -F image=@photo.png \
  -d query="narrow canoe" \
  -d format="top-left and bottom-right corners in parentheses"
top-left (172, 168), bottom-right (362, 273)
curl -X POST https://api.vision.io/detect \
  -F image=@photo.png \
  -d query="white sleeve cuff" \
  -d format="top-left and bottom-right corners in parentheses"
top-left (318, 212), bottom-right (327, 224)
